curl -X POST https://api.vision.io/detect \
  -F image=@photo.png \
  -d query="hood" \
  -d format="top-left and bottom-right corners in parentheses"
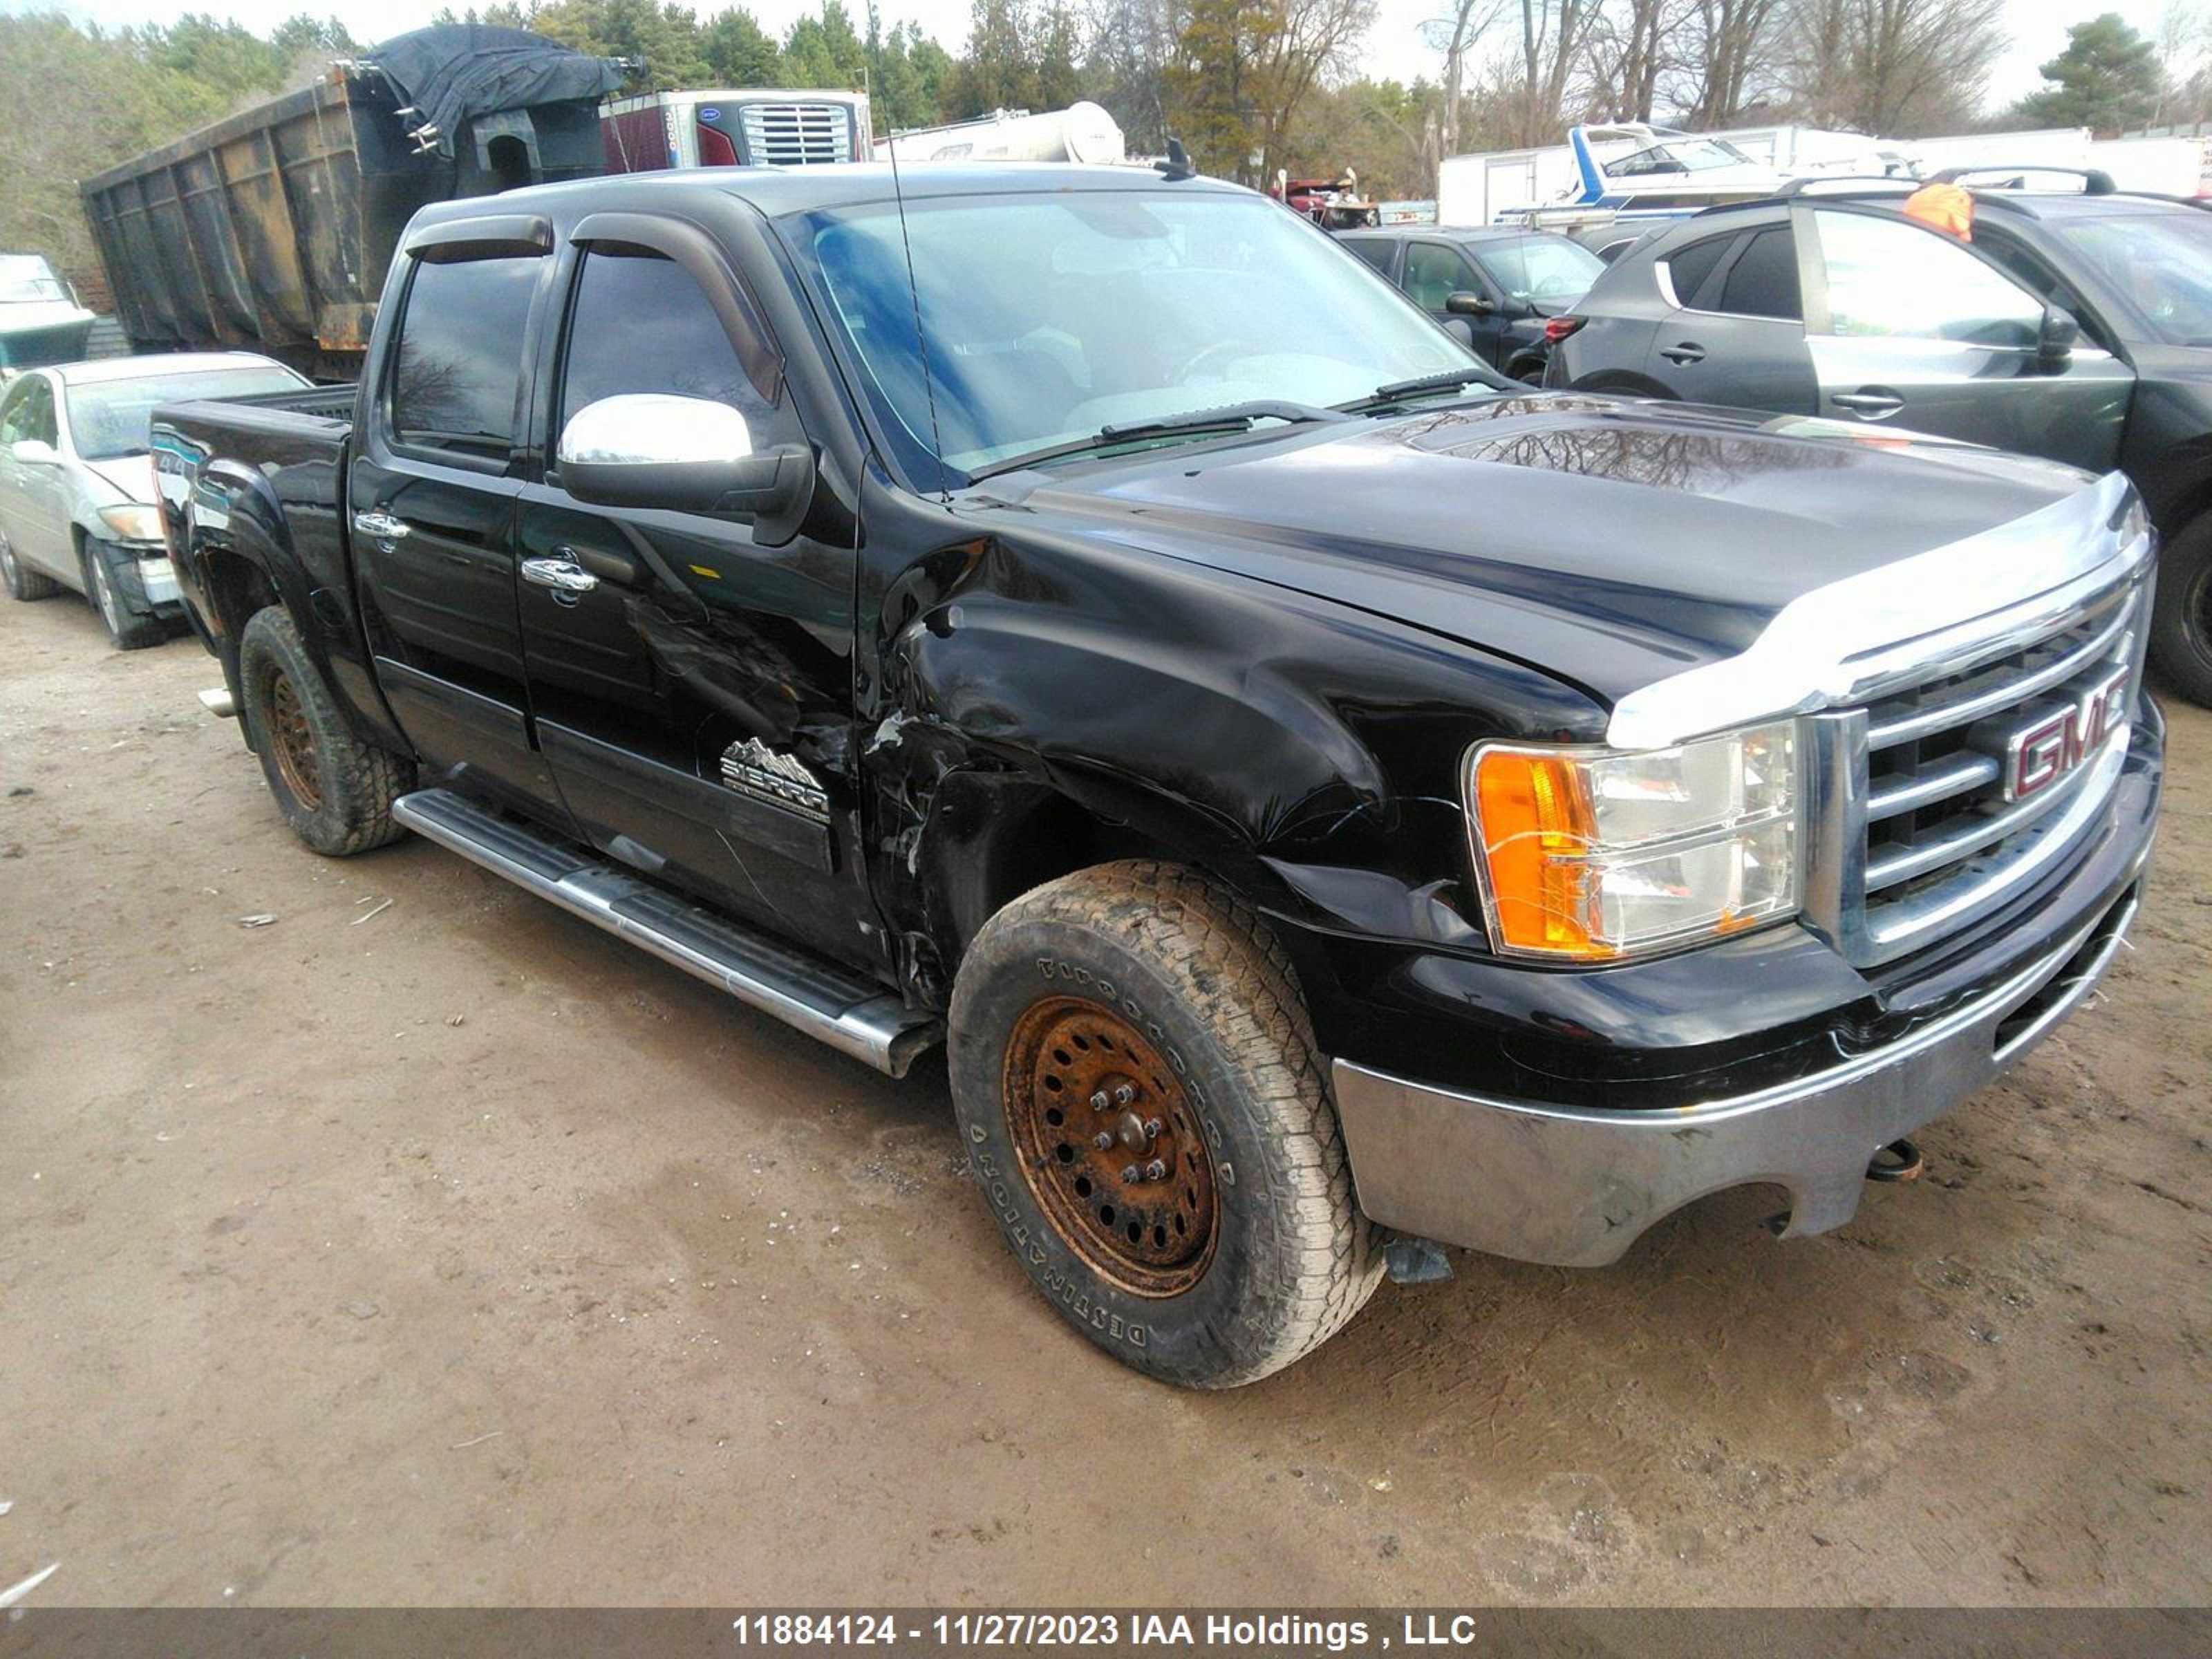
top-left (79, 457), bottom-right (155, 503)
top-left (982, 394), bottom-right (2098, 713)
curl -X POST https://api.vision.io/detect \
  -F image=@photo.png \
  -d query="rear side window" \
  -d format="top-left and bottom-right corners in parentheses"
top-left (1342, 238), bottom-right (1395, 274)
top-left (1660, 235), bottom-right (1732, 308)
top-left (388, 254), bottom-right (540, 460)
top-left (558, 247), bottom-right (779, 437)
top-left (1717, 228), bottom-right (1802, 321)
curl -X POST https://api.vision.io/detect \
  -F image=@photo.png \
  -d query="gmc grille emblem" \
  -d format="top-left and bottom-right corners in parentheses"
top-left (2005, 666), bottom-right (2132, 803)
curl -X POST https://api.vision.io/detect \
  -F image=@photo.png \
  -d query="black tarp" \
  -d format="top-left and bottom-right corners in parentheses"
top-left (367, 24), bottom-right (624, 158)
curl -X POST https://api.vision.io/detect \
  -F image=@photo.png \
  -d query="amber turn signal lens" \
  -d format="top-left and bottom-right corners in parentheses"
top-left (1471, 747), bottom-right (1611, 959)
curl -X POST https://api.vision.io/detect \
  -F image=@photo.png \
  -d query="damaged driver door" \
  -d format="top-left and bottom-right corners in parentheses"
top-left (515, 222), bottom-right (874, 966)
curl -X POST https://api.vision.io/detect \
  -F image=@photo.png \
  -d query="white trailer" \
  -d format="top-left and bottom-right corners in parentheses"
top-left (875, 102), bottom-right (1125, 165)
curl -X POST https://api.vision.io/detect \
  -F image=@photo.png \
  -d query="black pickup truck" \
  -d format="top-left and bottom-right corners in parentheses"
top-left (153, 165), bottom-right (2162, 1387)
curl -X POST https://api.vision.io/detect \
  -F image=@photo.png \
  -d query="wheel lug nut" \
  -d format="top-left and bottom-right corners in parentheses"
top-left (1089, 1091), bottom-right (1110, 1111)
top-left (1144, 1159), bottom-right (1168, 1181)
top-left (1114, 1083), bottom-right (1136, 1105)
top-left (1143, 1117), bottom-right (1163, 1139)
top-left (1120, 1164), bottom-right (1141, 1183)
top-left (1094, 1132), bottom-right (1115, 1150)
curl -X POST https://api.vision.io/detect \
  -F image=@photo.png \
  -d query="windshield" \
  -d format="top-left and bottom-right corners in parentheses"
top-left (1472, 236), bottom-right (1605, 306)
top-left (792, 189), bottom-right (1489, 482)
top-left (1607, 137), bottom-right (1755, 178)
top-left (65, 365), bottom-right (308, 461)
top-left (0, 255), bottom-right (71, 306)
top-left (2050, 210), bottom-right (2212, 346)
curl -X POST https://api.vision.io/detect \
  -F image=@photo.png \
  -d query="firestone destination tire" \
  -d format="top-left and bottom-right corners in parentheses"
top-left (237, 606), bottom-right (412, 856)
top-left (948, 860), bottom-right (1382, 1388)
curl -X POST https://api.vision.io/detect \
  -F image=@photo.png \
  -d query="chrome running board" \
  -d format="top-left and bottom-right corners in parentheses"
top-left (391, 788), bottom-right (941, 1076)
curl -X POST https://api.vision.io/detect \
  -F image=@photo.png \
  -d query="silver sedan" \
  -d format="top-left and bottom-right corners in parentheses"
top-left (0, 353), bottom-right (308, 648)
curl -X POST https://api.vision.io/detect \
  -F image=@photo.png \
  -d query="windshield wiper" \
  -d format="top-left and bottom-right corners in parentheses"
top-left (1335, 368), bottom-right (1509, 415)
top-left (969, 400), bottom-right (1349, 482)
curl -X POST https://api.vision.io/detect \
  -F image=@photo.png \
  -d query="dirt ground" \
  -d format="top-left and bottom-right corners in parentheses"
top-left (1, 589), bottom-right (2207, 1610)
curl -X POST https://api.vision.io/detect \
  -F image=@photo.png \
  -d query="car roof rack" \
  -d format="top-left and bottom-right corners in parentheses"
top-left (1928, 165), bottom-right (2117, 194)
top-left (1769, 175), bottom-right (1920, 198)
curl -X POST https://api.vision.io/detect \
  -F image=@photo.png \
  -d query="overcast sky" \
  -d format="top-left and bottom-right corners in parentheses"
top-left (0, 0), bottom-right (2180, 122)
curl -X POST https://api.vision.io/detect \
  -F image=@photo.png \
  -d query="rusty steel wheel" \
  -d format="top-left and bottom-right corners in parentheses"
top-left (1002, 995), bottom-right (1219, 1297)
top-left (263, 667), bottom-right (324, 812)
top-left (236, 607), bottom-right (411, 856)
top-left (950, 861), bottom-right (1383, 1387)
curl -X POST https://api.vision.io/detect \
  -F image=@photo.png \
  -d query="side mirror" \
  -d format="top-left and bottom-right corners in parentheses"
top-left (2037, 305), bottom-right (2080, 373)
top-left (11, 439), bottom-right (59, 466)
top-left (1445, 290), bottom-right (1496, 318)
top-left (558, 393), bottom-right (812, 529)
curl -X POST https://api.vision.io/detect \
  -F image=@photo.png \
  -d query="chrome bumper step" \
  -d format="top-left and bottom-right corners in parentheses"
top-left (391, 788), bottom-right (941, 1077)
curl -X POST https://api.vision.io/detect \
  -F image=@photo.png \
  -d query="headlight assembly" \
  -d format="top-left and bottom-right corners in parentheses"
top-left (1465, 719), bottom-right (1801, 962)
top-left (96, 503), bottom-right (165, 543)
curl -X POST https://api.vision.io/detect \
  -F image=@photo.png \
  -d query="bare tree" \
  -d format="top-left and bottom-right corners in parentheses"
top-left (1498, 0), bottom-right (1599, 144)
top-left (1674, 0), bottom-right (1788, 124)
top-left (1783, 0), bottom-right (2005, 135)
top-left (1582, 0), bottom-right (1676, 120)
top-left (2153, 0), bottom-right (2206, 126)
top-left (1422, 0), bottom-right (1509, 162)
top-left (1250, 0), bottom-right (1380, 176)
top-left (1086, 0), bottom-right (1182, 151)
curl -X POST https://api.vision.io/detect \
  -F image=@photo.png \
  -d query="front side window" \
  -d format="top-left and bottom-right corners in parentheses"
top-left (1474, 236), bottom-right (1604, 306)
top-left (65, 365), bottom-right (306, 461)
top-left (558, 247), bottom-right (782, 440)
top-left (0, 376), bottom-right (51, 444)
top-left (1812, 209), bottom-right (2042, 347)
top-left (1403, 242), bottom-right (1476, 310)
top-left (388, 254), bottom-right (541, 459)
top-left (793, 189), bottom-right (1485, 481)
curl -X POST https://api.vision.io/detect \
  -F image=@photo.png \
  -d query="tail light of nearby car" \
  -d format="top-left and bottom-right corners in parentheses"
top-left (1544, 316), bottom-right (1586, 345)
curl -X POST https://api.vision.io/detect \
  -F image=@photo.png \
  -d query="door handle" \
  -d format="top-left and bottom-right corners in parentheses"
top-left (521, 554), bottom-right (599, 594)
top-left (1830, 390), bottom-right (1905, 418)
top-left (1658, 342), bottom-right (1705, 364)
top-left (352, 509), bottom-right (409, 541)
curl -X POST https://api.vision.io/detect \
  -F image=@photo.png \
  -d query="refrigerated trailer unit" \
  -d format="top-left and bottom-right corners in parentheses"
top-left (601, 89), bottom-right (872, 171)
top-left (79, 25), bottom-right (620, 377)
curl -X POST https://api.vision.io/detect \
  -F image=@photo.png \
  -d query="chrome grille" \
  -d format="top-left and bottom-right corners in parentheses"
top-left (738, 102), bottom-right (856, 165)
top-left (1808, 572), bottom-right (2148, 968)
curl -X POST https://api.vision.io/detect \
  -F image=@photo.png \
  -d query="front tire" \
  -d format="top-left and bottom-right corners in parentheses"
top-left (948, 860), bottom-right (1382, 1388)
top-left (2151, 514), bottom-right (2212, 706)
top-left (237, 606), bottom-right (412, 855)
top-left (82, 538), bottom-right (164, 649)
top-left (1, 534), bottom-right (59, 601)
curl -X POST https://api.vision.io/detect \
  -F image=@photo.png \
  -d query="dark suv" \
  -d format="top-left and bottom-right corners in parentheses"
top-left (1546, 181), bottom-right (2212, 700)
top-left (1340, 226), bottom-right (1604, 381)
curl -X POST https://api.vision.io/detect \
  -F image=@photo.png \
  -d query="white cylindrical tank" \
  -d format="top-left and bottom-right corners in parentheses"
top-left (876, 102), bottom-right (1126, 165)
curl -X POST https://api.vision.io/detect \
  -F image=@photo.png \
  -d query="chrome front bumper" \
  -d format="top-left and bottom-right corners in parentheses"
top-left (1330, 885), bottom-right (2139, 1268)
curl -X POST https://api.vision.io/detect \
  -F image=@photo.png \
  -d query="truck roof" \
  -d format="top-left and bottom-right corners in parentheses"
top-left (413, 162), bottom-right (1244, 226)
